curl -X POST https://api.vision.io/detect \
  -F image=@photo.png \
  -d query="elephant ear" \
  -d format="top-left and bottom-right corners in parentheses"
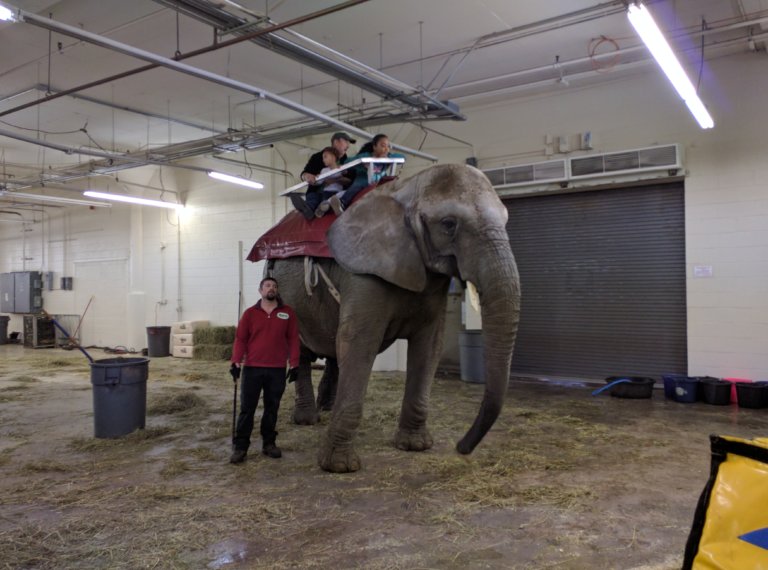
top-left (327, 191), bottom-right (427, 292)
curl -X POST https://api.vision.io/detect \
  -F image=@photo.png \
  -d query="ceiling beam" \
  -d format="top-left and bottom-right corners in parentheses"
top-left (7, 5), bottom-right (437, 163)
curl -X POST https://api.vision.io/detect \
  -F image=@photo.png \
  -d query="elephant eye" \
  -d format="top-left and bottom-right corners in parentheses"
top-left (440, 216), bottom-right (457, 235)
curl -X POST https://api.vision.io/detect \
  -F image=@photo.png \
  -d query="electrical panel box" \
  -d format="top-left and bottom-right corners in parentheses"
top-left (0, 273), bottom-right (13, 313)
top-left (0, 271), bottom-right (43, 313)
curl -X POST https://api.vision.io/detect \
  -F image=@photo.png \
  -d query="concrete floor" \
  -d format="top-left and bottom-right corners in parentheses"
top-left (1, 344), bottom-right (767, 569)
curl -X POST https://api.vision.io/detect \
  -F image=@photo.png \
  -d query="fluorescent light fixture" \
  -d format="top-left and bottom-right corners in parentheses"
top-left (0, 4), bottom-right (16, 22)
top-left (207, 170), bottom-right (264, 190)
top-left (627, 3), bottom-right (714, 129)
top-left (83, 191), bottom-right (183, 210)
top-left (0, 190), bottom-right (111, 207)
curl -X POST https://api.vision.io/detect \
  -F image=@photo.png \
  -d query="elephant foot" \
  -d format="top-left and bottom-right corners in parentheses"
top-left (292, 405), bottom-right (319, 425)
top-left (318, 441), bottom-right (361, 473)
top-left (394, 427), bottom-right (434, 451)
top-left (316, 394), bottom-right (335, 412)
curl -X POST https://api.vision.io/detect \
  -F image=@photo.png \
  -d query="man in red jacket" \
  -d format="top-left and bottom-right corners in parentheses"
top-left (229, 276), bottom-right (300, 464)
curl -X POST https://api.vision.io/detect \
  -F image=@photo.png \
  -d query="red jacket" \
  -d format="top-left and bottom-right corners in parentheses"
top-left (231, 300), bottom-right (300, 369)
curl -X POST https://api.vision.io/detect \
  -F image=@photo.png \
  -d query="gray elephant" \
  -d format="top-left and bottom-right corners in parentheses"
top-left (269, 163), bottom-right (520, 473)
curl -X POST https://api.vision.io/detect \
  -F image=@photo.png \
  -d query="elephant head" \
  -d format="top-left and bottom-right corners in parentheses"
top-left (327, 164), bottom-right (520, 454)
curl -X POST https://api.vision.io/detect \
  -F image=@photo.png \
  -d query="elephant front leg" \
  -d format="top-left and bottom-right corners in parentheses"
top-left (394, 322), bottom-right (443, 452)
top-left (318, 323), bottom-right (381, 473)
top-left (292, 350), bottom-right (319, 425)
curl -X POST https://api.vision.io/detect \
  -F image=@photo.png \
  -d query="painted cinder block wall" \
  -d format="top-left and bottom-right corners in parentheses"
top-left (2, 53), bottom-right (767, 378)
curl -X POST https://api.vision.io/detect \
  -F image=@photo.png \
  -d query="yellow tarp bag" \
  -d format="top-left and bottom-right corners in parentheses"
top-left (683, 435), bottom-right (768, 569)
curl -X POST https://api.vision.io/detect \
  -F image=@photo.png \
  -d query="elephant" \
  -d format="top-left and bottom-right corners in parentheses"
top-left (269, 163), bottom-right (520, 473)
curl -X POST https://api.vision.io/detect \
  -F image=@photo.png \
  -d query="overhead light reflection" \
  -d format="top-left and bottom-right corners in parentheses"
top-left (627, 2), bottom-right (714, 129)
top-left (207, 171), bottom-right (264, 190)
top-left (83, 191), bottom-right (184, 210)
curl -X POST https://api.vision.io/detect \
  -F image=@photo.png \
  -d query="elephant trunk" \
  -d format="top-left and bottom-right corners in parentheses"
top-left (456, 236), bottom-right (520, 454)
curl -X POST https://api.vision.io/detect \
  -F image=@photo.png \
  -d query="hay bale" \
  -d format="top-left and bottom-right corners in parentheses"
top-left (194, 326), bottom-right (235, 345)
top-left (192, 344), bottom-right (232, 361)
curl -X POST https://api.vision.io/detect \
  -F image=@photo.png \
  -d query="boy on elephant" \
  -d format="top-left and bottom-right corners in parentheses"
top-left (229, 277), bottom-right (300, 464)
top-left (290, 131), bottom-right (355, 220)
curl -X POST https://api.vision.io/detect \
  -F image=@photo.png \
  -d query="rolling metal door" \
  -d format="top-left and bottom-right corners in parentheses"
top-left (504, 182), bottom-right (686, 379)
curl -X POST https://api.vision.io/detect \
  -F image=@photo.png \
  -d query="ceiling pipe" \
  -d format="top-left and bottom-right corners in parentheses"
top-left (449, 29), bottom-right (768, 102)
top-left (0, 127), bottom-right (130, 161)
top-left (39, 85), bottom-right (222, 134)
top-left (212, 155), bottom-right (295, 179)
top-left (156, 0), bottom-right (463, 120)
top-left (0, 1), bottom-right (370, 121)
top-left (440, 14), bottom-right (768, 98)
top-left (6, 5), bottom-right (437, 162)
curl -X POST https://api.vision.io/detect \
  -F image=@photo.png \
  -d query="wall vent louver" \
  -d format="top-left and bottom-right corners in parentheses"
top-left (484, 144), bottom-right (682, 189)
top-left (483, 159), bottom-right (567, 187)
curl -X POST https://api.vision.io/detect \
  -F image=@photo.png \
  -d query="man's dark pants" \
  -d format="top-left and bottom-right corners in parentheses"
top-left (233, 366), bottom-right (286, 452)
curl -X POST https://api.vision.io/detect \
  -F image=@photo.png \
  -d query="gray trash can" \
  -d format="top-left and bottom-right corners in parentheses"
top-left (0, 315), bottom-right (9, 345)
top-left (146, 326), bottom-right (171, 357)
top-left (90, 357), bottom-right (149, 438)
top-left (458, 330), bottom-right (485, 383)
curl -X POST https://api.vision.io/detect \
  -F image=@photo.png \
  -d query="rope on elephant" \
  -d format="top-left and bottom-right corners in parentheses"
top-left (303, 256), bottom-right (341, 304)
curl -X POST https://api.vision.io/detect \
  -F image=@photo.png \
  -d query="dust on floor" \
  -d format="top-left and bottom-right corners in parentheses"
top-left (1, 345), bottom-right (766, 569)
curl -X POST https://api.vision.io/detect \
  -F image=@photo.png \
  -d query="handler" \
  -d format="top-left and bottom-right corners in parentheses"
top-left (229, 276), bottom-right (299, 464)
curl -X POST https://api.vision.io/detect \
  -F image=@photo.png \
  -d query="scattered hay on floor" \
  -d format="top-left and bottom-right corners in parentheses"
top-left (45, 358), bottom-right (86, 368)
top-left (68, 426), bottom-right (172, 452)
top-left (160, 458), bottom-right (190, 479)
top-left (9, 375), bottom-right (39, 383)
top-left (187, 446), bottom-right (217, 462)
top-left (148, 391), bottom-right (206, 415)
top-left (183, 372), bottom-right (209, 383)
top-left (517, 484), bottom-right (593, 509)
top-left (21, 460), bottom-right (72, 473)
top-left (195, 417), bottom-right (231, 442)
top-left (0, 385), bottom-right (32, 392)
top-left (0, 392), bottom-right (25, 403)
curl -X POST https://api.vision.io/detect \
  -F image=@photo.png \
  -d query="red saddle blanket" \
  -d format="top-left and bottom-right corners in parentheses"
top-left (247, 184), bottom-right (384, 262)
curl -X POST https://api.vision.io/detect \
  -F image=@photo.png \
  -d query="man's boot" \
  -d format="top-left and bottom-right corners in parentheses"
top-left (262, 441), bottom-right (282, 459)
top-left (229, 449), bottom-right (247, 464)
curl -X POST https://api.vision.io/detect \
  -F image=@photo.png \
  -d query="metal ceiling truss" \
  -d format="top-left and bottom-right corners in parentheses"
top-left (153, 0), bottom-right (464, 121)
top-left (0, 3), bottom-right (440, 197)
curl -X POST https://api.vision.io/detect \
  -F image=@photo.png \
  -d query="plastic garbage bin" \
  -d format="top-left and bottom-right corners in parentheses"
top-left (90, 357), bottom-right (149, 438)
top-left (146, 326), bottom-right (171, 357)
top-left (459, 330), bottom-right (484, 383)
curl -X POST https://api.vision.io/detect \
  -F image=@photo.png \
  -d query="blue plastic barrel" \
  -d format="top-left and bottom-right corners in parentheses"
top-left (674, 376), bottom-right (699, 403)
top-left (662, 374), bottom-right (687, 400)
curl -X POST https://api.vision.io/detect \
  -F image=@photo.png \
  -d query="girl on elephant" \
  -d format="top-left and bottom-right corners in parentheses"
top-left (328, 134), bottom-right (405, 215)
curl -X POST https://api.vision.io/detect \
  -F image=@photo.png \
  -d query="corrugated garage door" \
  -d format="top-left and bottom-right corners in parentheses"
top-left (504, 182), bottom-right (686, 379)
